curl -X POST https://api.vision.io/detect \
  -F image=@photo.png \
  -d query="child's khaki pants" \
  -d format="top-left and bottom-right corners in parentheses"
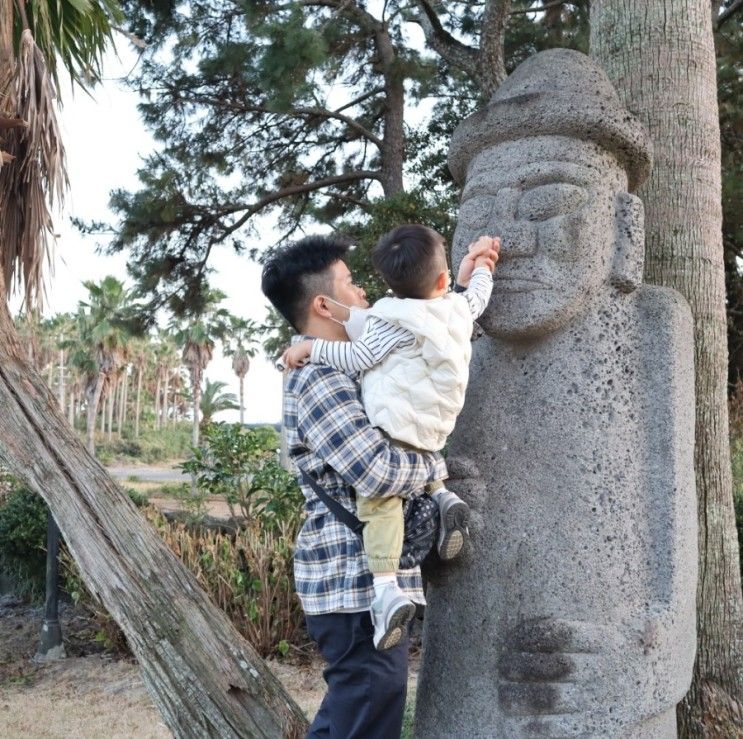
top-left (357, 478), bottom-right (444, 574)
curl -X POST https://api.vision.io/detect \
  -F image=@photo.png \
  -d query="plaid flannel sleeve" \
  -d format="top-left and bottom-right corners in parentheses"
top-left (297, 365), bottom-right (447, 499)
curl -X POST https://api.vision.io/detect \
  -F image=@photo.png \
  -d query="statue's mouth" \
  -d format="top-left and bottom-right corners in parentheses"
top-left (493, 276), bottom-right (551, 292)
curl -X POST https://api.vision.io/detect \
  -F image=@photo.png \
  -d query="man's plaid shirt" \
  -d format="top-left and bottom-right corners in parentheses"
top-left (284, 343), bottom-right (447, 615)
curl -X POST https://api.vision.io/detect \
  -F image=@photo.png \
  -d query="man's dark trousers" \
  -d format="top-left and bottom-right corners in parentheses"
top-left (305, 611), bottom-right (409, 738)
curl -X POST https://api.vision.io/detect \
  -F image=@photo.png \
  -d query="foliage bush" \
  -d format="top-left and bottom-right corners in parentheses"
top-left (0, 471), bottom-right (48, 598)
top-left (180, 423), bottom-right (303, 530)
top-left (150, 508), bottom-right (304, 657)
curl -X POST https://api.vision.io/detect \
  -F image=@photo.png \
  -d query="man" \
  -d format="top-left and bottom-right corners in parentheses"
top-left (261, 234), bottom-right (492, 738)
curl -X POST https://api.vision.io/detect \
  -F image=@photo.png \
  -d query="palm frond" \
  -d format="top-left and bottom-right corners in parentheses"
top-left (0, 28), bottom-right (66, 308)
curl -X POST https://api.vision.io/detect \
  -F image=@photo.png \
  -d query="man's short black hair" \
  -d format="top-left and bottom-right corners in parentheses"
top-left (372, 224), bottom-right (446, 299)
top-left (261, 235), bottom-right (349, 331)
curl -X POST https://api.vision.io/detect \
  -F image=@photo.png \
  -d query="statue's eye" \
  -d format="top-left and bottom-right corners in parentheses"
top-left (516, 183), bottom-right (588, 221)
top-left (458, 195), bottom-right (496, 229)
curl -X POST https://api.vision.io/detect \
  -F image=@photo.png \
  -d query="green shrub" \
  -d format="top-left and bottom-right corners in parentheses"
top-left (180, 423), bottom-right (303, 531)
top-left (0, 477), bottom-right (48, 598)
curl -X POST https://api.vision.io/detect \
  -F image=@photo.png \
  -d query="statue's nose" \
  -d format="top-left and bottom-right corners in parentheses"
top-left (494, 220), bottom-right (538, 258)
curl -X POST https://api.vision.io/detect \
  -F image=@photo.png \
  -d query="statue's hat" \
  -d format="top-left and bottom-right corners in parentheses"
top-left (449, 49), bottom-right (652, 192)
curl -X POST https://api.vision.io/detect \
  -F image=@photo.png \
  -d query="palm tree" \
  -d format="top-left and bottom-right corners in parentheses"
top-left (224, 316), bottom-right (259, 425)
top-left (79, 276), bottom-right (133, 454)
top-left (0, 3), bottom-right (307, 735)
top-left (199, 379), bottom-right (239, 431)
top-left (173, 289), bottom-right (230, 447)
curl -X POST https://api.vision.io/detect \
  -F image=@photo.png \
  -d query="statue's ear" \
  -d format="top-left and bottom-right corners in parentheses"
top-left (611, 192), bottom-right (645, 293)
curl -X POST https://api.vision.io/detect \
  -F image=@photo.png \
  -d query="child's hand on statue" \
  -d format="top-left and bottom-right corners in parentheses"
top-left (474, 236), bottom-right (500, 273)
top-left (281, 340), bottom-right (313, 370)
top-left (457, 236), bottom-right (500, 285)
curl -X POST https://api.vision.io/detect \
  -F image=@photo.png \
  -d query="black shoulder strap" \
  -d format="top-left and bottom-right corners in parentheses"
top-left (300, 471), bottom-right (366, 537)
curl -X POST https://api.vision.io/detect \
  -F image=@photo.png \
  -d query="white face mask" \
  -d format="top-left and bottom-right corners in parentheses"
top-left (324, 296), bottom-right (369, 341)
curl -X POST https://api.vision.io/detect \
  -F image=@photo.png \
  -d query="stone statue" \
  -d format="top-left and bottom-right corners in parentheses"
top-left (415, 49), bottom-right (697, 738)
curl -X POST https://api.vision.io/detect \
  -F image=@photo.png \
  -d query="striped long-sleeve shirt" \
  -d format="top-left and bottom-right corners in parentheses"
top-left (310, 267), bottom-right (493, 372)
top-left (284, 356), bottom-right (448, 614)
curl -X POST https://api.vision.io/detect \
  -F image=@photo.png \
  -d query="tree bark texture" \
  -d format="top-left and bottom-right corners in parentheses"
top-left (0, 285), bottom-right (308, 738)
top-left (591, 2), bottom-right (743, 734)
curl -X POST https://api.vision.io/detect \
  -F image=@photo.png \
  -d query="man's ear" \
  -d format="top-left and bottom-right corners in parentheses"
top-left (310, 294), bottom-right (333, 321)
top-left (611, 192), bottom-right (645, 293)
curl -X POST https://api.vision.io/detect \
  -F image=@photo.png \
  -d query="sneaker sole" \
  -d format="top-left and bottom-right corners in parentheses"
top-left (375, 602), bottom-right (416, 651)
top-left (438, 502), bottom-right (470, 561)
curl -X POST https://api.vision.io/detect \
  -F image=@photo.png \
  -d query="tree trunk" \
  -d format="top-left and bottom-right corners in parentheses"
top-left (120, 370), bottom-right (129, 433)
top-left (135, 364), bottom-right (143, 438)
top-left (239, 375), bottom-right (245, 426)
top-left (58, 347), bottom-right (65, 412)
top-left (591, 2), bottom-right (743, 734)
top-left (68, 390), bottom-right (75, 428)
top-left (0, 288), bottom-right (307, 737)
top-left (163, 371), bottom-right (171, 430)
top-left (191, 368), bottom-right (201, 448)
top-left (376, 22), bottom-right (405, 196)
top-left (86, 375), bottom-right (105, 455)
top-left (154, 373), bottom-right (162, 431)
top-left (107, 377), bottom-right (116, 442)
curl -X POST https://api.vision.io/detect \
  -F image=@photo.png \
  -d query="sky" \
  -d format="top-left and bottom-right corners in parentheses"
top-left (9, 42), bottom-right (285, 425)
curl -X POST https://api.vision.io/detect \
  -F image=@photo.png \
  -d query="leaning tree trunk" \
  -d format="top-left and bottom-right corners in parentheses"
top-left (0, 282), bottom-right (307, 737)
top-left (591, 2), bottom-right (743, 734)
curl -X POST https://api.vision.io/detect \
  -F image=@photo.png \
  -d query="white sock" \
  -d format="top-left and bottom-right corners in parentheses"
top-left (373, 574), bottom-right (397, 598)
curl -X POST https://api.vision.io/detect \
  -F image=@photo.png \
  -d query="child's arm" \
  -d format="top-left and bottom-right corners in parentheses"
top-left (456, 237), bottom-right (498, 320)
top-left (462, 267), bottom-right (494, 320)
top-left (281, 317), bottom-right (415, 372)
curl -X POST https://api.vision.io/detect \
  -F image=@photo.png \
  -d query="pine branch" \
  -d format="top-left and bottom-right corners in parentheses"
top-left (217, 170), bottom-right (382, 240)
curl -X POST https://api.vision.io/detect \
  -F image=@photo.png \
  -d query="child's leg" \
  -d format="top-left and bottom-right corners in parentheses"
top-left (426, 481), bottom-right (470, 561)
top-left (355, 495), bottom-right (414, 650)
top-left (356, 495), bottom-right (404, 577)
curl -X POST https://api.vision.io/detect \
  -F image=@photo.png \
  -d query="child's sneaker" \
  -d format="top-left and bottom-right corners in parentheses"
top-left (370, 583), bottom-right (416, 651)
top-left (432, 488), bottom-right (470, 561)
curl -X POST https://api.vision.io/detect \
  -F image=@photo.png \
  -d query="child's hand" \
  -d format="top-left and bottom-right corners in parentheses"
top-left (280, 340), bottom-right (313, 370)
top-left (474, 236), bottom-right (500, 274)
top-left (457, 236), bottom-right (500, 286)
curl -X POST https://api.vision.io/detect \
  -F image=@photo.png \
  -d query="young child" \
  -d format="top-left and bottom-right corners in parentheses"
top-left (282, 224), bottom-right (498, 649)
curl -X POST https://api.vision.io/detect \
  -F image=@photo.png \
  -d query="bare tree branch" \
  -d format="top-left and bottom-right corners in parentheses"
top-left (411, 0), bottom-right (480, 80)
top-left (716, 0), bottom-right (743, 28)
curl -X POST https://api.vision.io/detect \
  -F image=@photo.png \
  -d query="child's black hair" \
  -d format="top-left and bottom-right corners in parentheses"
top-left (372, 224), bottom-right (446, 299)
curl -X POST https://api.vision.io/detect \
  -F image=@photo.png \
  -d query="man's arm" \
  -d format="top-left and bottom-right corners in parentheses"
top-left (297, 365), bottom-right (446, 498)
top-left (310, 317), bottom-right (415, 373)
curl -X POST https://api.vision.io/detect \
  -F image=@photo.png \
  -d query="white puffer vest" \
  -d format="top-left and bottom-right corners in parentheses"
top-left (362, 293), bottom-right (473, 451)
